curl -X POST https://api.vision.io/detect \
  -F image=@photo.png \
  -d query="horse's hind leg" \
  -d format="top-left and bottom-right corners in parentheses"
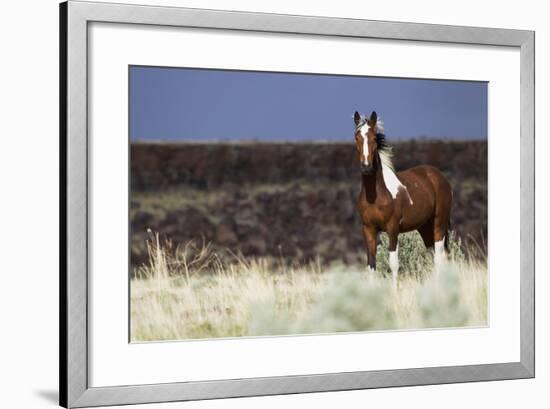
top-left (433, 207), bottom-right (451, 270)
top-left (418, 219), bottom-right (446, 271)
top-left (417, 219), bottom-right (435, 249)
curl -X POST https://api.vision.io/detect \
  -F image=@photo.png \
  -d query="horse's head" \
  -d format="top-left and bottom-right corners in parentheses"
top-left (354, 110), bottom-right (381, 175)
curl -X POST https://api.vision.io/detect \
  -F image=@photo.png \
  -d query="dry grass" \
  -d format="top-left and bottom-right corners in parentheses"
top-left (130, 231), bottom-right (487, 342)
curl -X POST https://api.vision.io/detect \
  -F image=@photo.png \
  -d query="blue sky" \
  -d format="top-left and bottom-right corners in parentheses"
top-left (130, 66), bottom-right (487, 141)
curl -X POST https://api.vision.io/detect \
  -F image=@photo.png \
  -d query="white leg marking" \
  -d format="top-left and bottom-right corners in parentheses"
top-left (389, 245), bottom-right (399, 286)
top-left (434, 238), bottom-right (447, 271)
top-left (366, 265), bottom-right (376, 281)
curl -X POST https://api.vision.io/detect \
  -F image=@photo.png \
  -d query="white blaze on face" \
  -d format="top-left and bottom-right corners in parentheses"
top-left (359, 122), bottom-right (370, 165)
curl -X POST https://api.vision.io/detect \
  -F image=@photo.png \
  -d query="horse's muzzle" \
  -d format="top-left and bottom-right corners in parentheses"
top-left (360, 163), bottom-right (374, 175)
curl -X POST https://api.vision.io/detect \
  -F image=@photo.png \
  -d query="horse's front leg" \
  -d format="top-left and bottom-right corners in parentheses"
top-left (361, 225), bottom-right (378, 274)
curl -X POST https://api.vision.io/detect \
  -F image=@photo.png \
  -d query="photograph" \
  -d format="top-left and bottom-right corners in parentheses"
top-left (129, 66), bottom-right (488, 342)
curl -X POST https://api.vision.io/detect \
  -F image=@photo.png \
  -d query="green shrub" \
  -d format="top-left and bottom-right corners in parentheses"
top-left (248, 264), bottom-right (475, 336)
top-left (376, 230), bottom-right (464, 279)
top-left (417, 264), bottom-right (469, 327)
top-left (294, 272), bottom-right (397, 333)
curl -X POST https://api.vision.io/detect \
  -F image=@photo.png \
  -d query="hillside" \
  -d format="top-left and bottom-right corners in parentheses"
top-left (130, 140), bottom-right (487, 270)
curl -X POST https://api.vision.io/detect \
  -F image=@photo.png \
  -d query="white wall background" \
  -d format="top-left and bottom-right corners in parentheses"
top-left (0, 0), bottom-right (547, 408)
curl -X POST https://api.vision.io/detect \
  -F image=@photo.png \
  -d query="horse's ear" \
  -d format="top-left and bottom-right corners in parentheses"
top-left (354, 111), bottom-right (361, 126)
top-left (369, 111), bottom-right (378, 125)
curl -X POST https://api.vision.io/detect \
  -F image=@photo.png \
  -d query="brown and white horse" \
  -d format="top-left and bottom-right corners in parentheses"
top-left (353, 111), bottom-right (452, 284)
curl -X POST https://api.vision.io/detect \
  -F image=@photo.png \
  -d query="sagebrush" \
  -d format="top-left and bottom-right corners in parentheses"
top-left (131, 231), bottom-right (487, 341)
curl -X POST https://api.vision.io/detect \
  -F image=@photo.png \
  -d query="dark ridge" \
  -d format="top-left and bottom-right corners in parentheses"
top-left (130, 140), bottom-right (487, 271)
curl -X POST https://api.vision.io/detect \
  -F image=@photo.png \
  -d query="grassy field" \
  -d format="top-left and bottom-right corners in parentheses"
top-left (130, 231), bottom-right (487, 342)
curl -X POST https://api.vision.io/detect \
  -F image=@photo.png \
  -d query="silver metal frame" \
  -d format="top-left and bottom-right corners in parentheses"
top-left (60, 1), bottom-right (535, 407)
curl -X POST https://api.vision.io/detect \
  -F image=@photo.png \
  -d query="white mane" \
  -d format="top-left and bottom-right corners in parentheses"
top-left (355, 115), bottom-right (384, 135)
top-left (375, 118), bottom-right (384, 134)
top-left (380, 149), bottom-right (413, 204)
top-left (379, 148), bottom-right (394, 171)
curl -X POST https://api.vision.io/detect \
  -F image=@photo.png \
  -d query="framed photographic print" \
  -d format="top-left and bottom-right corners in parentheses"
top-left (60, 1), bottom-right (535, 407)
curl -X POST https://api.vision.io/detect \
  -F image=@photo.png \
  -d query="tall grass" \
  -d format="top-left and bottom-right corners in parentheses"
top-left (131, 231), bottom-right (487, 341)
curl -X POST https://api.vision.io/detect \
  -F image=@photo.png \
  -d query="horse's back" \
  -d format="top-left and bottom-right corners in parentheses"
top-left (398, 165), bottom-right (451, 199)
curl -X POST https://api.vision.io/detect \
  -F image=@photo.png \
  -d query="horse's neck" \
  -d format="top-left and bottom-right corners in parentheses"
top-left (362, 167), bottom-right (387, 203)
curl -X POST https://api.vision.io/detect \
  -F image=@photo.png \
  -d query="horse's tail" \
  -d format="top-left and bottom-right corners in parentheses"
top-left (444, 217), bottom-right (452, 253)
